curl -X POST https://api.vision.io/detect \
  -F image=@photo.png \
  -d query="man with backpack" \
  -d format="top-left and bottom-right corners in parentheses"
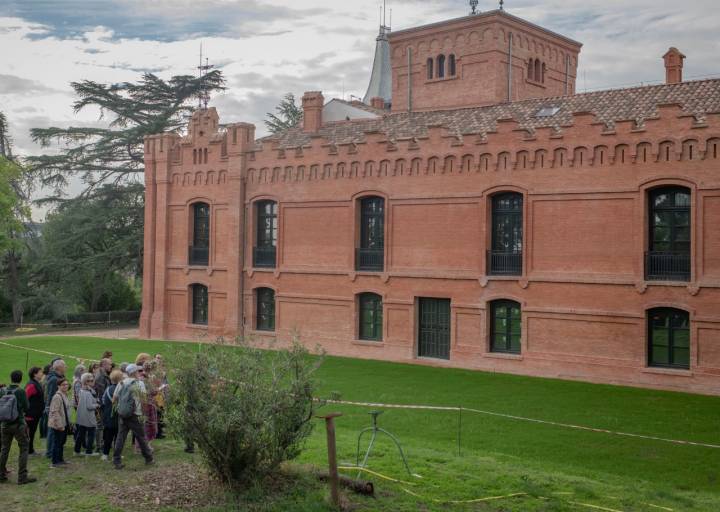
top-left (111, 364), bottom-right (154, 469)
top-left (0, 370), bottom-right (37, 485)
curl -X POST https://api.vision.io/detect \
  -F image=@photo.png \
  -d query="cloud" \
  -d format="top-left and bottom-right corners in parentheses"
top-left (0, 0), bottom-right (325, 42)
top-left (0, 73), bottom-right (61, 95)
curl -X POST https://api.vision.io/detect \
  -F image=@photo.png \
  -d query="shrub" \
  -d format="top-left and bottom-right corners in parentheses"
top-left (165, 339), bottom-right (321, 486)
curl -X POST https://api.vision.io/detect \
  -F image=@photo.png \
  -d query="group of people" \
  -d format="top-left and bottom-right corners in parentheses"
top-left (0, 351), bottom-right (170, 485)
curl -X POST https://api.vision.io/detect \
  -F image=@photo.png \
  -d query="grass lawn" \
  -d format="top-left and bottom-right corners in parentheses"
top-left (0, 335), bottom-right (719, 511)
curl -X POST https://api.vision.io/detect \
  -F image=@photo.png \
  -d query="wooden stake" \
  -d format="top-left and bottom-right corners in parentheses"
top-left (317, 412), bottom-right (343, 509)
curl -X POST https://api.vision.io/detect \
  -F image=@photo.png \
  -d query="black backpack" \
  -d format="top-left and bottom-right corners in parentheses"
top-left (0, 389), bottom-right (19, 423)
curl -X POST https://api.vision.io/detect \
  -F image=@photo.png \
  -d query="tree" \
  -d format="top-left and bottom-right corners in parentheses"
top-left (166, 339), bottom-right (321, 486)
top-left (28, 71), bottom-right (226, 194)
top-left (265, 93), bottom-right (302, 134)
top-left (0, 156), bottom-right (24, 256)
top-left (35, 183), bottom-right (144, 313)
top-left (0, 111), bottom-right (32, 323)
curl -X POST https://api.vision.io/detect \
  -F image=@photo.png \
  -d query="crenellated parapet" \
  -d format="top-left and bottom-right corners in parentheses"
top-left (244, 105), bottom-right (720, 186)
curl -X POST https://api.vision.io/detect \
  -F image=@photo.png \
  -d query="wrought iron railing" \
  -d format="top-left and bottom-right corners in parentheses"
top-left (188, 246), bottom-right (209, 266)
top-left (356, 248), bottom-right (384, 272)
top-left (487, 250), bottom-right (522, 276)
top-left (645, 252), bottom-right (690, 281)
top-left (253, 246), bottom-right (276, 268)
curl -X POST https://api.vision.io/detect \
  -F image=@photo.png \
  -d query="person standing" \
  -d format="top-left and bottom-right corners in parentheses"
top-left (24, 367), bottom-right (44, 455)
top-left (38, 364), bottom-right (51, 441)
top-left (48, 378), bottom-right (71, 468)
top-left (112, 364), bottom-right (154, 469)
top-left (100, 370), bottom-right (122, 461)
top-left (0, 370), bottom-right (37, 485)
top-left (93, 358), bottom-right (112, 453)
top-left (74, 373), bottom-right (100, 456)
top-left (72, 364), bottom-right (86, 411)
top-left (45, 359), bottom-right (66, 460)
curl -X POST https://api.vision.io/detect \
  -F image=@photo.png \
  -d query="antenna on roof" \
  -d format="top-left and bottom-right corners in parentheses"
top-left (197, 42), bottom-right (214, 109)
top-left (469, 0), bottom-right (478, 15)
top-left (499, 0), bottom-right (505, 10)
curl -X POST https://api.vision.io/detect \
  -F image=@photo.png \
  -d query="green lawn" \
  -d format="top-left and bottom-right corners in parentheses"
top-left (0, 336), bottom-right (719, 511)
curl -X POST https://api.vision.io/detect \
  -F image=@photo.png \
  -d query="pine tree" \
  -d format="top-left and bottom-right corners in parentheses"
top-left (28, 71), bottom-right (225, 194)
top-left (265, 93), bottom-right (302, 134)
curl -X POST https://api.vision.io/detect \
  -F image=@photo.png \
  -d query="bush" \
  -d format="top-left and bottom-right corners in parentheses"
top-left (165, 339), bottom-right (322, 487)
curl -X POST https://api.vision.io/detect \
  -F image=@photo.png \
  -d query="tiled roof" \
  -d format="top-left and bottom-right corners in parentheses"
top-left (266, 79), bottom-right (720, 150)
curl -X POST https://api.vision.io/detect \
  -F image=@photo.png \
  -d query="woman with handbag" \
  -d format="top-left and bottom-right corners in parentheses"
top-left (48, 378), bottom-right (72, 468)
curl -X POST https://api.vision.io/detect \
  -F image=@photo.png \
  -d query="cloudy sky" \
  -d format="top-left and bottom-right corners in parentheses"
top-left (1, 0), bottom-right (719, 215)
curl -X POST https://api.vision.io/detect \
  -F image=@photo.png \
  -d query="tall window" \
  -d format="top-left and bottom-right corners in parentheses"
top-left (490, 300), bottom-right (521, 353)
top-left (359, 293), bottom-right (383, 341)
top-left (437, 54), bottom-right (445, 78)
top-left (648, 308), bottom-right (689, 369)
top-left (488, 193), bottom-right (523, 276)
top-left (191, 284), bottom-right (208, 325)
top-left (256, 288), bottom-right (275, 331)
top-left (189, 202), bottom-right (210, 266)
top-left (356, 197), bottom-right (385, 271)
top-left (254, 200), bottom-right (278, 268)
top-left (427, 58), bottom-right (433, 79)
top-left (646, 187), bottom-right (690, 281)
top-left (448, 54), bottom-right (456, 76)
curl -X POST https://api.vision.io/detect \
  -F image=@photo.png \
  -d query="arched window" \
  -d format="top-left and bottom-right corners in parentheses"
top-left (189, 202), bottom-right (210, 265)
top-left (648, 308), bottom-right (689, 369)
top-left (191, 284), bottom-right (208, 325)
top-left (427, 58), bottom-right (434, 79)
top-left (254, 200), bottom-right (278, 268)
top-left (489, 193), bottom-right (523, 276)
top-left (527, 59), bottom-right (534, 81)
top-left (356, 197), bottom-right (385, 271)
top-left (490, 300), bottom-right (521, 353)
top-left (541, 62), bottom-right (546, 83)
top-left (359, 293), bottom-right (383, 341)
top-left (647, 187), bottom-right (690, 281)
top-left (448, 54), bottom-right (456, 76)
top-left (437, 54), bottom-right (445, 78)
top-left (256, 288), bottom-right (275, 331)
top-left (534, 60), bottom-right (541, 82)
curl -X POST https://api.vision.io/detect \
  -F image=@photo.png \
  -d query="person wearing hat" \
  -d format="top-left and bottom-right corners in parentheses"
top-left (111, 364), bottom-right (153, 469)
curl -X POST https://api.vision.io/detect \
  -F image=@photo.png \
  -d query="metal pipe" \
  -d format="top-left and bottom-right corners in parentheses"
top-left (564, 54), bottom-right (570, 95)
top-left (407, 46), bottom-right (413, 112)
top-left (507, 32), bottom-right (513, 102)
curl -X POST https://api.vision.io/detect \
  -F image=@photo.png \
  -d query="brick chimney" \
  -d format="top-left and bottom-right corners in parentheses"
top-left (370, 96), bottom-right (385, 110)
top-left (302, 91), bottom-right (324, 132)
top-left (663, 47), bottom-right (686, 85)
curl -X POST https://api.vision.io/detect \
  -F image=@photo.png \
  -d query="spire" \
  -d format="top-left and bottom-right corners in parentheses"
top-left (362, 5), bottom-right (392, 106)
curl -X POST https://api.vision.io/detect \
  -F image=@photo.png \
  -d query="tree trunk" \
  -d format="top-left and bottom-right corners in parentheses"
top-left (6, 250), bottom-right (23, 324)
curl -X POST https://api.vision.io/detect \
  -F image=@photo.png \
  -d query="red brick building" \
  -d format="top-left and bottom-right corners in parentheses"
top-left (140, 9), bottom-right (720, 395)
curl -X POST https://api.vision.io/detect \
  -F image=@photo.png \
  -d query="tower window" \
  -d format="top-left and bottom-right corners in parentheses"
top-left (448, 54), bottom-right (456, 76)
top-left (427, 58), bottom-right (433, 79)
top-left (437, 54), bottom-right (445, 78)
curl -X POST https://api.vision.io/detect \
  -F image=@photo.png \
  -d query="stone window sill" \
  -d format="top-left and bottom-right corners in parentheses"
top-left (352, 339), bottom-right (384, 347)
top-left (484, 352), bottom-right (523, 361)
top-left (526, 78), bottom-right (546, 88)
top-left (641, 367), bottom-right (693, 377)
top-left (184, 323), bottom-right (208, 331)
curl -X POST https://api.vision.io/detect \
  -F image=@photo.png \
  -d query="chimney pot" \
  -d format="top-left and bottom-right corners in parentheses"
top-left (302, 91), bottom-right (324, 133)
top-left (663, 47), bottom-right (686, 85)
